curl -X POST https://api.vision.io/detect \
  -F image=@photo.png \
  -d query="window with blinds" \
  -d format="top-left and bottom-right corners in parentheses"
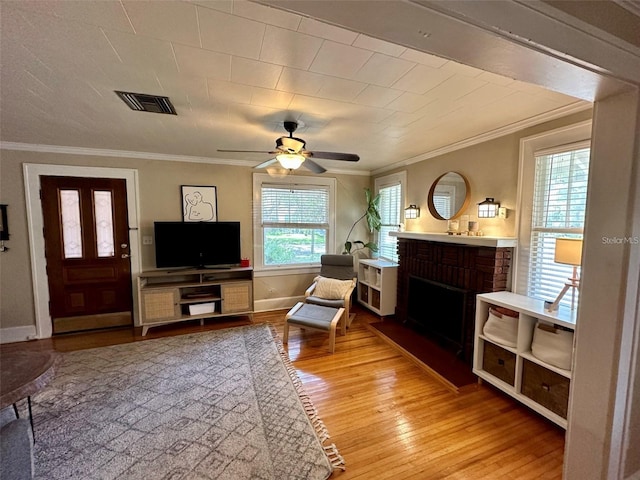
top-left (527, 146), bottom-right (590, 306)
top-left (375, 172), bottom-right (405, 263)
top-left (260, 183), bottom-right (330, 266)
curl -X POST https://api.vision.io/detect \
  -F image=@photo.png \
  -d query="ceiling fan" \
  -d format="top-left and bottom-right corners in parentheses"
top-left (218, 121), bottom-right (360, 174)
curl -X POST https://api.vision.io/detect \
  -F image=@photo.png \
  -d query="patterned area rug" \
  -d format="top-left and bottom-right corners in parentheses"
top-left (30, 324), bottom-right (344, 479)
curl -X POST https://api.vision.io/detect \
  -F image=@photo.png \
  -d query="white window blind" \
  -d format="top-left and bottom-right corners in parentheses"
top-left (260, 183), bottom-right (329, 266)
top-left (378, 182), bottom-right (401, 261)
top-left (375, 172), bottom-right (405, 263)
top-left (527, 146), bottom-right (590, 306)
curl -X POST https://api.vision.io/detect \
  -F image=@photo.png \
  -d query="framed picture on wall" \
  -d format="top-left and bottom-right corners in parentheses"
top-left (181, 185), bottom-right (217, 222)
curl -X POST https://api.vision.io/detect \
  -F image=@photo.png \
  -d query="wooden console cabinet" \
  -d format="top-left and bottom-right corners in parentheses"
top-left (473, 291), bottom-right (576, 428)
top-left (137, 267), bottom-right (253, 335)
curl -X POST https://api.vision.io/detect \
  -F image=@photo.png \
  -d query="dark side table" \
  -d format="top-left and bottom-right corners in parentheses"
top-left (0, 350), bottom-right (58, 441)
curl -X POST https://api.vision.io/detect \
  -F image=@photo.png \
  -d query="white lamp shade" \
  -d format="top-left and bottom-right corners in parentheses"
top-left (276, 153), bottom-right (305, 170)
top-left (554, 238), bottom-right (583, 266)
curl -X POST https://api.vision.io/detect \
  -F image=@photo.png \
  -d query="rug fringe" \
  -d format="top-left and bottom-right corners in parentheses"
top-left (268, 324), bottom-right (345, 472)
top-left (324, 444), bottom-right (347, 471)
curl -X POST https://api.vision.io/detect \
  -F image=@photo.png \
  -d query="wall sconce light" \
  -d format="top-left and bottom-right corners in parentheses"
top-left (477, 198), bottom-right (500, 218)
top-left (405, 204), bottom-right (420, 219)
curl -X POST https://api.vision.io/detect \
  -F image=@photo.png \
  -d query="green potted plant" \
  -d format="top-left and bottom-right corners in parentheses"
top-left (343, 188), bottom-right (382, 255)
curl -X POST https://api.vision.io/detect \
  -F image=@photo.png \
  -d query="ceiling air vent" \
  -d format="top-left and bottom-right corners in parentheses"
top-left (115, 91), bottom-right (177, 115)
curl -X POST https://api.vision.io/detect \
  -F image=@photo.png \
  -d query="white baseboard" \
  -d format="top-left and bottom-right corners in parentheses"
top-left (0, 325), bottom-right (38, 344)
top-left (254, 296), bottom-right (304, 312)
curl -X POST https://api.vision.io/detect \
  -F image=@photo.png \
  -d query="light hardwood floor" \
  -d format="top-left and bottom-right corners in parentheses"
top-left (4, 306), bottom-right (565, 479)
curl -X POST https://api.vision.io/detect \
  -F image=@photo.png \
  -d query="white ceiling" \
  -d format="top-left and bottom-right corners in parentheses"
top-left (0, 0), bottom-right (590, 174)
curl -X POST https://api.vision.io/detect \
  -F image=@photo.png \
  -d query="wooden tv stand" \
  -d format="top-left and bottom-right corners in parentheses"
top-left (137, 267), bottom-right (253, 336)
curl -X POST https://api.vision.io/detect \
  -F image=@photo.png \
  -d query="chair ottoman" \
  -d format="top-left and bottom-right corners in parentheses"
top-left (283, 303), bottom-right (345, 353)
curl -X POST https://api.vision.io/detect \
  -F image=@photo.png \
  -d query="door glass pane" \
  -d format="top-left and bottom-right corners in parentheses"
top-left (94, 190), bottom-right (115, 258)
top-left (60, 190), bottom-right (82, 259)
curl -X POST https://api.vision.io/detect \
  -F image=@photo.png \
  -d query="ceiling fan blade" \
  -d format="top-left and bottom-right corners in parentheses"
top-left (302, 159), bottom-right (327, 174)
top-left (307, 151), bottom-right (360, 162)
top-left (218, 149), bottom-right (277, 154)
top-left (254, 158), bottom-right (278, 169)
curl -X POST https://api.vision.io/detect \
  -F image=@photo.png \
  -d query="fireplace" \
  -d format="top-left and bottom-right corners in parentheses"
top-left (393, 233), bottom-right (515, 364)
top-left (407, 276), bottom-right (469, 359)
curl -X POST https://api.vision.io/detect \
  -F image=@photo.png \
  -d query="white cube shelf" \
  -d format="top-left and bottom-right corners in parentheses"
top-left (473, 291), bottom-right (577, 428)
top-left (357, 259), bottom-right (398, 316)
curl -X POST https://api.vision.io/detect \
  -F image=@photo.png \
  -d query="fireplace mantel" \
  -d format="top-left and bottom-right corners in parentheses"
top-left (391, 231), bottom-right (517, 248)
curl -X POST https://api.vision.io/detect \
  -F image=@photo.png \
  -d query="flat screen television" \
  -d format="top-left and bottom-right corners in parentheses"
top-left (154, 221), bottom-right (241, 269)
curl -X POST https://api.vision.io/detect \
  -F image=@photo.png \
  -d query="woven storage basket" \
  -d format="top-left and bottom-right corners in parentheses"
top-left (483, 306), bottom-right (518, 348)
top-left (483, 342), bottom-right (516, 386)
top-left (531, 322), bottom-right (574, 370)
top-left (521, 359), bottom-right (570, 418)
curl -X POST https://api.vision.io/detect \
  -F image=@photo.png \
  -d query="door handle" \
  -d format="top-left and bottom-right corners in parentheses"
top-left (121, 253), bottom-right (131, 259)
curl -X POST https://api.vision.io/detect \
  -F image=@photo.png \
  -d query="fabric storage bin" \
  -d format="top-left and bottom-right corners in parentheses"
top-left (359, 286), bottom-right (369, 303)
top-left (188, 302), bottom-right (215, 315)
top-left (521, 359), bottom-right (570, 418)
top-left (531, 322), bottom-right (574, 370)
top-left (483, 306), bottom-right (519, 348)
top-left (364, 267), bottom-right (373, 284)
top-left (482, 341), bottom-right (516, 386)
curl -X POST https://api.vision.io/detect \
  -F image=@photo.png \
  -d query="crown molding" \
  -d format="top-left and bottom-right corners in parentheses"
top-left (0, 142), bottom-right (256, 167)
top-left (0, 142), bottom-right (370, 176)
top-left (371, 101), bottom-right (592, 176)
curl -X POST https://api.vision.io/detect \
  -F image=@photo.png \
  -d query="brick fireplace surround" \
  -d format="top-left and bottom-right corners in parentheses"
top-left (392, 233), bottom-right (515, 363)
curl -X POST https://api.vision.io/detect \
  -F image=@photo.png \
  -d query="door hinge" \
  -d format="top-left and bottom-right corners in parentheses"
top-left (39, 189), bottom-right (42, 200)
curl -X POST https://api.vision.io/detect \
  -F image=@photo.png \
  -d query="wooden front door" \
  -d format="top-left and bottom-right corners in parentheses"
top-left (41, 176), bottom-right (133, 333)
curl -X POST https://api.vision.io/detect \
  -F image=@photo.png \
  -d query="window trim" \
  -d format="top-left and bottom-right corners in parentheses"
top-left (514, 120), bottom-right (591, 296)
top-left (252, 173), bottom-right (336, 274)
top-left (374, 171), bottom-right (406, 262)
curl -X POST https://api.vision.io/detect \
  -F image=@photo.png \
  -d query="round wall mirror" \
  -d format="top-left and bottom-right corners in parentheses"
top-left (427, 172), bottom-right (471, 220)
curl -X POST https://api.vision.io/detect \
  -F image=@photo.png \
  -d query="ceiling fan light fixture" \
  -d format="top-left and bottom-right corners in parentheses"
top-left (276, 136), bottom-right (305, 153)
top-left (276, 153), bottom-right (305, 170)
top-left (220, 120), bottom-right (356, 174)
